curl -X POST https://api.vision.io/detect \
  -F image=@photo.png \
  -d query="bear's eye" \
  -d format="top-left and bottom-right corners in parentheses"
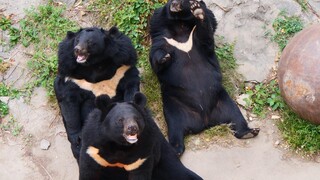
top-left (87, 41), bottom-right (96, 48)
top-left (117, 118), bottom-right (124, 124)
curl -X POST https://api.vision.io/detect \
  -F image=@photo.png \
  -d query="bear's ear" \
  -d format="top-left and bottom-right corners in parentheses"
top-left (133, 92), bottom-right (147, 108)
top-left (109, 26), bottom-right (120, 36)
top-left (100, 28), bottom-right (106, 33)
top-left (95, 95), bottom-right (111, 111)
top-left (66, 31), bottom-right (76, 39)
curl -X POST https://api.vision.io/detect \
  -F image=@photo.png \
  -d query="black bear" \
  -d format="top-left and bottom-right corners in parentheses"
top-left (79, 93), bottom-right (202, 180)
top-left (54, 26), bottom-right (140, 162)
top-left (149, 0), bottom-right (260, 156)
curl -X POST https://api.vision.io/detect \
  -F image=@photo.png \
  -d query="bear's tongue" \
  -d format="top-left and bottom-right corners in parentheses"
top-left (76, 55), bottom-right (87, 63)
top-left (125, 134), bottom-right (138, 144)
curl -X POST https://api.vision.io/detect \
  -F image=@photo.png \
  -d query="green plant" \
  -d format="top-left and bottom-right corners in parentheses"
top-left (244, 80), bottom-right (284, 117)
top-left (272, 11), bottom-right (303, 51)
top-left (0, 15), bottom-right (21, 45)
top-left (89, 0), bottom-right (164, 68)
top-left (216, 41), bottom-right (242, 97)
top-left (295, 0), bottom-right (308, 11)
top-left (18, 2), bottom-right (78, 98)
top-left (0, 115), bottom-right (23, 136)
top-left (0, 83), bottom-right (20, 118)
top-left (203, 124), bottom-right (233, 138)
top-left (0, 101), bottom-right (9, 118)
top-left (279, 105), bottom-right (320, 154)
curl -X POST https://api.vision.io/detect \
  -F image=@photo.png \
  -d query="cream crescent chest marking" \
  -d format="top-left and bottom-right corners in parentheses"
top-left (65, 65), bottom-right (130, 97)
top-left (86, 146), bottom-right (147, 171)
top-left (164, 25), bottom-right (196, 53)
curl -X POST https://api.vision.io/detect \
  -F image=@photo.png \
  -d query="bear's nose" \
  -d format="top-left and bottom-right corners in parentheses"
top-left (127, 125), bottom-right (139, 135)
top-left (74, 45), bottom-right (82, 54)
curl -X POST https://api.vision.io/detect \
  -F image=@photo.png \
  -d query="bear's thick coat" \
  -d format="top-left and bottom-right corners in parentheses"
top-left (79, 93), bottom-right (202, 180)
top-left (54, 27), bottom-right (140, 161)
top-left (149, 0), bottom-right (259, 155)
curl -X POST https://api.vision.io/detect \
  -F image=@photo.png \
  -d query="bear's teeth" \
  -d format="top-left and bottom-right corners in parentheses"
top-left (125, 134), bottom-right (138, 144)
top-left (77, 55), bottom-right (87, 63)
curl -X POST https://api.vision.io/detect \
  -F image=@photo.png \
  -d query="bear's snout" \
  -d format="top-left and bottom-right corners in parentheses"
top-left (123, 119), bottom-right (140, 144)
top-left (127, 125), bottom-right (139, 135)
top-left (74, 45), bottom-right (89, 63)
top-left (74, 45), bottom-right (88, 55)
top-left (170, 0), bottom-right (182, 12)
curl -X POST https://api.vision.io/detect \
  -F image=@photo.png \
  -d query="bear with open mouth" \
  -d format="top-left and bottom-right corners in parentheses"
top-left (54, 26), bottom-right (140, 162)
top-left (79, 93), bottom-right (202, 180)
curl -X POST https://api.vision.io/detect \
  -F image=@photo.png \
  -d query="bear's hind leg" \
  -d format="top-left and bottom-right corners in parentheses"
top-left (210, 89), bottom-right (260, 139)
top-left (163, 106), bottom-right (187, 156)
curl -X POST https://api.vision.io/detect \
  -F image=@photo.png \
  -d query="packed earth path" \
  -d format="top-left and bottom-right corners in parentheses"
top-left (1, 0), bottom-right (320, 179)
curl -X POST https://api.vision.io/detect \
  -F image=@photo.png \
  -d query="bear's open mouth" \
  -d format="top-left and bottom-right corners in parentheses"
top-left (76, 53), bottom-right (89, 64)
top-left (170, 2), bottom-right (182, 12)
top-left (124, 134), bottom-right (138, 144)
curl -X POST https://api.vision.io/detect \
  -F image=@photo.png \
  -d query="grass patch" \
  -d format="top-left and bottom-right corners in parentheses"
top-left (272, 11), bottom-right (303, 51)
top-left (0, 15), bottom-right (20, 46)
top-left (0, 115), bottom-right (23, 136)
top-left (216, 40), bottom-right (242, 97)
top-left (244, 80), bottom-right (320, 154)
top-left (0, 83), bottom-right (20, 118)
top-left (295, 0), bottom-right (308, 11)
top-left (1, 1), bottom-right (78, 100)
top-left (279, 105), bottom-right (320, 154)
top-left (244, 80), bottom-right (284, 117)
top-left (0, 101), bottom-right (9, 118)
top-left (18, 2), bottom-right (78, 99)
top-left (203, 124), bottom-right (233, 138)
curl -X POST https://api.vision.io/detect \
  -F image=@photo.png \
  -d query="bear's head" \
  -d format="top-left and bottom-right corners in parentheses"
top-left (96, 93), bottom-right (147, 146)
top-left (65, 27), bottom-right (107, 65)
top-left (168, 0), bottom-right (196, 13)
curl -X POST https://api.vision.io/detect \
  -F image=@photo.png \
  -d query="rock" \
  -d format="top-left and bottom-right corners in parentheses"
top-left (271, 115), bottom-right (281, 119)
top-left (0, 96), bottom-right (10, 104)
top-left (275, 140), bottom-right (280, 146)
top-left (236, 94), bottom-right (250, 107)
top-left (40, 139), bottom-right (51, 150)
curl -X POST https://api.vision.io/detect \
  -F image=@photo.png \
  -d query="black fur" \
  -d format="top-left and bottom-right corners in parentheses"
top-left (149, 0), bottom-right (259, 156)
top-left (54, 27), bottom-right (140, 162)
top-left (79, 93), bottom-right (202, 180)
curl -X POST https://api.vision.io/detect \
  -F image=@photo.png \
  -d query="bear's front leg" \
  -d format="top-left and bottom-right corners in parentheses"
top-left (150, 48), bottom-right (172, 73)
top-left (189, 0), bottom-right (205, 20)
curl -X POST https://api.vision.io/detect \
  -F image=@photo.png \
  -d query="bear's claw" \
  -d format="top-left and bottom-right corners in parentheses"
top-left (190, 0), bottom-right (204, 20)
top-left (240, 128), bottom-right (260, 139)
top-left (159, 53), bottom-right (171, 64)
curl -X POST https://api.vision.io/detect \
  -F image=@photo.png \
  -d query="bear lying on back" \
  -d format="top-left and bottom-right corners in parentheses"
top-left (54, 27), bottom-right (140, 161)
top-left (79, 93), bottom-right (202, 180)
top-left (149, 0), bottom-right (260, 156)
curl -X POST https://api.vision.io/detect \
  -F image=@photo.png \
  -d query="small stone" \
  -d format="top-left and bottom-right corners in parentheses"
top-left (250, 113), bottom-right (257, 118)
top-left (271, 115), bottom-right (281, 119)
top-left (236, 94), bottom-right (250, 107)
top-left (0, 96), bottom-right (10, 104)
top-left (275, 140), bottom-right (280, 146)
top-left (40, 139), bottom-right (51, 150)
